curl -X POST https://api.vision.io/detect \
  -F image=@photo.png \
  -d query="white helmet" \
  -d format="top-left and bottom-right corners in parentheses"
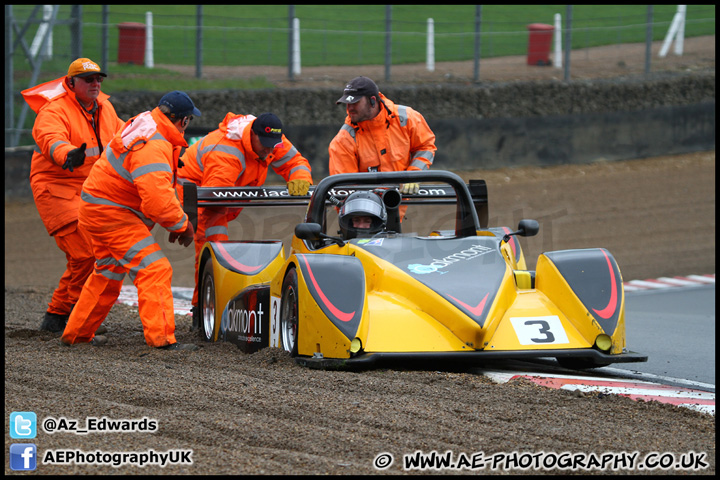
top-left (338, 191), bottom-right (387, 239)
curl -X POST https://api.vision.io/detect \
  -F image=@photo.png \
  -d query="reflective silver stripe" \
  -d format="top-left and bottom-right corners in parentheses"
top-left (147, 132), bottom-right (166, 142)
top-left (95, 255), bottom-right (126, 281)
top-left (341, 124), bottom-right (356, 140)
top-left (107, 131), bottom-right (172, 182)
top-left (199, 142), bottom-right (245, 172)
top-left (410, 159), bottom-right (431, 171)
top-left (286, 165), bottom-right (311, 177)
top-left (206, 225), bottom-right (228, 237)
top-left (81, 190), bottom-right (154, 228)
top-left (121, 235), bottom-right (157, 268)
top-left (271, 146), bottom-right (298, 168)
top-left (49, 140), bottom-right (68, 161)
top-left (106, 148), bottom-right (134, 183)
top-left (396, 105), bottom-right (408, 127)
top-left (96, 256), bottom-right (122, 268)
top-left (412, 150), bottom-right (435, 165)
top-left (128, 249), bottom-right (167, 278)
top-left (167, 214), bottom-right (188, 232)
top-left (132, 162), bottom-right (172, 180)
top-left (213, 144), bottom-right (244, 158)
top-left (85, 146), bottom-right (101, 157)
top-left (195, 136), bottom-right (208, 172)
top-left (98, 268), bottom-right (126, 282)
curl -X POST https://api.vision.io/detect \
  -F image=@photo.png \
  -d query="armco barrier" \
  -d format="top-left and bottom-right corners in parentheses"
top-left (6, 73), bottom-right (715, 199)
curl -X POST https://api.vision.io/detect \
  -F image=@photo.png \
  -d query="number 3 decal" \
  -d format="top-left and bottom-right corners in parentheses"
top-left (270, 296), bottom-right (280, 347)
top-left (510, 316), bottom-right (569, 345)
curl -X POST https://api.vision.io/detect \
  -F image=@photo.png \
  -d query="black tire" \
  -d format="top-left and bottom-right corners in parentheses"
top-left (198, 260), bottom-right (218, 342)
top-left (556, 357), bottom-right (610, 370)
top-left (280, 267), bottom-right (299, 356)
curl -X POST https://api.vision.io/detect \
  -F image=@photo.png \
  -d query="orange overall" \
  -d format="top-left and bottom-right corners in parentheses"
top-left (62, 108), bottom-right (191, 347)
top-left (177, 112), bottom-right (313, 306)
top-left (22, 77), bottom-right (124, 316)
top-left (329, 93), bottom-right (436, 219)
top-left (328, 93), bottom-right (436, 175)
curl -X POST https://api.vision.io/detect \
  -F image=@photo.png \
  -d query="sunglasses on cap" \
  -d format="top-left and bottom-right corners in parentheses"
top-left (78, 75), bottom-right (104, 84)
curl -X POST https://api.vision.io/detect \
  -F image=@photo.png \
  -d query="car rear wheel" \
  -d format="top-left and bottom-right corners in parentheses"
top-left (199, 260), bottom-right (218, 342)
top-left (280, 267), bottom-right (299, 356)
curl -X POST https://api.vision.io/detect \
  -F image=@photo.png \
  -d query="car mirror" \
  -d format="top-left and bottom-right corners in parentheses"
top-left (517, 219), bottom-right (539, 237)
top-left (295, 223), bottom-right (323, 241)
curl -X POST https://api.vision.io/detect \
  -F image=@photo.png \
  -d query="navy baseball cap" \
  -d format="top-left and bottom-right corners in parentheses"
top-left (336, 76), bottom-right (380, 104)
top-left (158, 90), bottom-right (201, 119)
top-left (251, 113), bottom-right (283, 148)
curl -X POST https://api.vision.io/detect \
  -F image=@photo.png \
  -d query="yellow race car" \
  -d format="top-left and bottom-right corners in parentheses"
top-left (183, 170), bottom-right (647, 369)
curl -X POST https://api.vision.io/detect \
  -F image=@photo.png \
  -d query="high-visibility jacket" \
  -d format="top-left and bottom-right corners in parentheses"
top-left (328, 93), bottom-right (436, 175)
top-left (22, 76), bottom-right (124, 235)
top-left (63, 108), bottom-right (191, 347)
top-left (81, 107), bottom-right (190, 234)
top-left (179, 112), bottom-right (312, 189)
top-left (178, 112), bottom-right (313, 306)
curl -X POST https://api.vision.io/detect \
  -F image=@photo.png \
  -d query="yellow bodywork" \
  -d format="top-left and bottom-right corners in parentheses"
top-left (266, 235), bottom-right (627, 360)
top-left (201, 243), bottom-right (286, 342)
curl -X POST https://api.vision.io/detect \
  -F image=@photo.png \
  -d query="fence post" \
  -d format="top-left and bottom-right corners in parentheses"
top-left (553, 13), bottom-right (562, 68)
top-left (645, 5), bottom-right (653, 74)
top-left (292, 17), bottom-right (301, 75)
top-left (70, 5), bottom-right (82, 59)
top-left (659, 5), bottom-right (686, 57)
top-left (385, 5), bottom-right (392, 82)
top-left (288, 5), bottom-right (295, 81)
top-left (30, 5), bottom-right (53, 60)
top-left (101, 6), bottom-right (109, 72)
top-left (5, 5), bottom-right (13, 147)
top-left (674, 5), bottom-right (686, 55)
top-left (563, 5), bottom-right (572, 81)
top-left (473, 5), bottom-right (481, 83)
top-left (196, 6), bottom-right (202, 79)
top-left (426, 18), bottom-right (434, 72)
top-left (145, 11), bottom-right (154, 68)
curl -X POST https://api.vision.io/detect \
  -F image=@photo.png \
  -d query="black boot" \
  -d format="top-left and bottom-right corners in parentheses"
top-left (39, 312), bottom-right (69, 333)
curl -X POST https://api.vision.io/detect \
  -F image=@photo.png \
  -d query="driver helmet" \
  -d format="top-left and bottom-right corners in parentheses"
top-left (338, 191), bottom-right (387, 239)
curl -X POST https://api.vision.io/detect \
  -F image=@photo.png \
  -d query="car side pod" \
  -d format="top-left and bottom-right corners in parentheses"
top-left (535, 248), bottom-right (627, 354)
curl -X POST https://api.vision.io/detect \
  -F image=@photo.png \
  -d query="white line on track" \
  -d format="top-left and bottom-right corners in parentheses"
top-left (481, 369), bottom-right (715, 416)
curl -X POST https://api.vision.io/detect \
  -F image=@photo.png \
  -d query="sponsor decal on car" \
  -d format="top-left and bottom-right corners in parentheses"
top-left (407, 244), bottom-right (493, 275)
top-left (356, 238), bottom-right (384, 246)
top-left (224, 302), bottom-right (265, 342)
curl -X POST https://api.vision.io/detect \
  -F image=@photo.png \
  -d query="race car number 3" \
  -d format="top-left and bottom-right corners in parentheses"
top-left (510, 315), bottom-right (569, 345)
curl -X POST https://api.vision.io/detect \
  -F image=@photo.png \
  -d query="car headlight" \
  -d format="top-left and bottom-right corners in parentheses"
top-left (350, 337), bottom-right (363, 354)
top-left (594, 334), bottom-right (612, 352)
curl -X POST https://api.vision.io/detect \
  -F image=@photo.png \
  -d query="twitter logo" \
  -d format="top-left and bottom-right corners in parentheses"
top-left (10, 412), bottom-right (37, 439)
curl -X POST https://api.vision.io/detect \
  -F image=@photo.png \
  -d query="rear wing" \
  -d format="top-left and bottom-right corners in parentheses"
top-left (182, 177), bottom-right (488, 231)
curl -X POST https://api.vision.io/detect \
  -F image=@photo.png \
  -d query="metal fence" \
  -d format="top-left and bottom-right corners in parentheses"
top-left (5, 5), bottom-right (716, 146)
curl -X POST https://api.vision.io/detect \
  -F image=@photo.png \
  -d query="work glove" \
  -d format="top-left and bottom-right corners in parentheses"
top-left (400, 183), bottom-right (420, 195)
top-left (287, 179), bottom-right (311, 196)
top-left (62, 143), bottom-right (87, 172)
top-left (169, 221), bottom-right (195, 247)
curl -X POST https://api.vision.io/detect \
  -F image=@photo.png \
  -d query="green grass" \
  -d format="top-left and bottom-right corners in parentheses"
top-left (8, 5), bottom-right (715, 145)
top-left (11, 4), bottom-right (715, 73)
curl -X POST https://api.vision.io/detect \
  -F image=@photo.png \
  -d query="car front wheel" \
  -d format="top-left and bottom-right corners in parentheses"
top-left (280, 267), bottom-right (299, 356)
top-left (199, 260), bottom-right (218, 342)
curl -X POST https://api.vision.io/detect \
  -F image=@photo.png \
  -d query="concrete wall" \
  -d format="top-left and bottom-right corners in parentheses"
top-left (6, 72), bottom-right (715, 198)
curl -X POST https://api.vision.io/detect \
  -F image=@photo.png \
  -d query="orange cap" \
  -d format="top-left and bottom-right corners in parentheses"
top-left (67, 58), bottom-right (107, 78)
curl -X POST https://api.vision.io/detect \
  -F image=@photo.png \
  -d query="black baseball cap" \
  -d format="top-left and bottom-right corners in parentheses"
top-left (336, 76), bottom-right (380, 104)
top-left (158, 90), bottom-right (202, 119)
top-left (251, 113), bottom-right (283, 148)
